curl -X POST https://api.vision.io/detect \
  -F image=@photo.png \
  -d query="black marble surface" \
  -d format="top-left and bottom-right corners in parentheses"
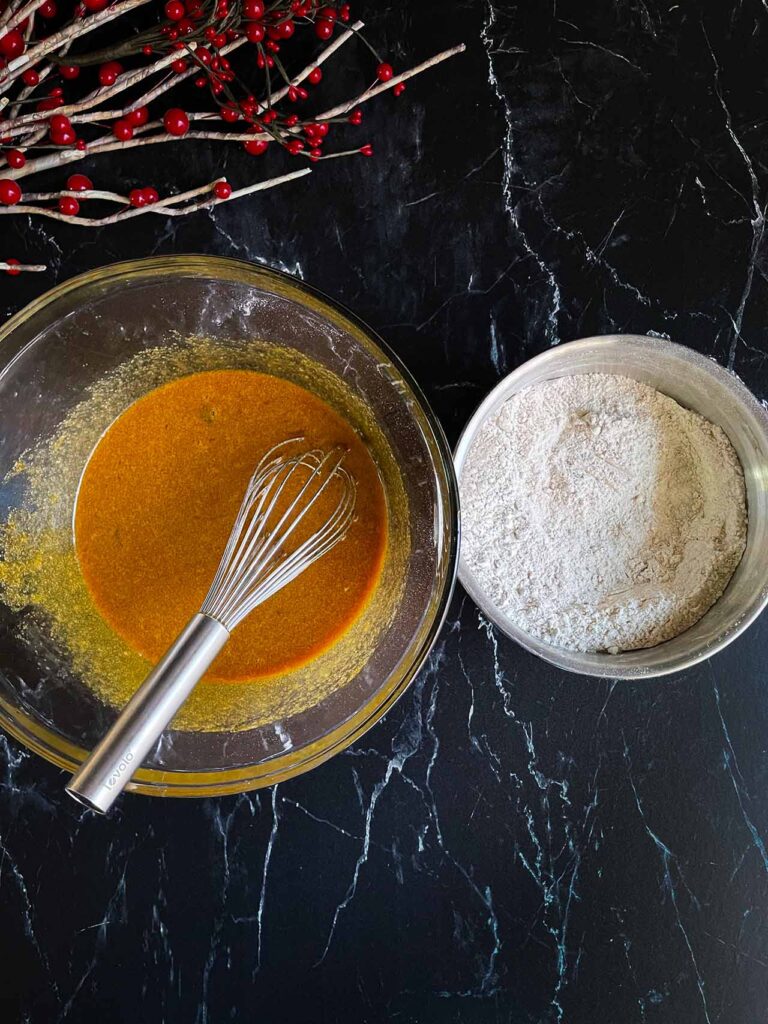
top-left (2, 1), bottom-right (768, 1021)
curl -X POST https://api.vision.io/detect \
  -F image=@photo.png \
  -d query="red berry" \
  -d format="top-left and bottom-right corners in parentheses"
top-left (194, 75), bottom-right (207, 88)
top-left (126, 105), bottom-right (149, 126)
top-left (5, 258), bottom-right (21, 276)
top-left (265, 38), bottom-right (279, 51)
top-left (220, 105), bottom-right (238, 123)
top-left (177, 16), bottom-right (194, 32)
top-left (21, 68), bottom-right (38, 86)
top-left (58, 195), bottom-right (80, 215)
top-left (359, 143), bottom-right (373, 157)
top-left (287, 85), bottom-right (298, 102)
top-left (214, 180), bottom-right (231, 199)
top-left (98, 61), bottom-right (122, 86)
top-left (5, 149), bottom-right (25, 169)
top-left (285, 138), bottom-right (304, 155)
top-left (66, 173), bottom-right (92, 191)
top-left (143, 187), bottom-right (159, 204)
top-left (39, 0), bottom-right (57, 16)
top-left (0, 30), bottom-right (24, 58)
top-left (393, 82), bottom-right (406, 97)
top-left (339, 3), bottom-right (350, 20)
top-left (82, 0), bottom-right (108, 10)
top-left (0, 179), bottom-right (22, 205)
top-left (204, 25), bottom-right (216, 40)
top-left (309, 147), bottom-right (321, 160)
top-left (49, 114), bottom-right (70, 132)
top-left (243, 0), bottom-right (264, 16)
top-left (376, 62), bottom-right (393, 82)
top-left (195, 46), bottom-right (211, 64)
top-left (246, 21), bottom-right (264, 42)
top-left (75, 139), bottom-right (87, 151)
top-left (278, 17), bottom-right (294, 37)
top-left (304, 121), bottom-right (328, 138)
top-left (142, 44), bottom-right (153, 55)
top-left (243, 138), bottom-right (268, 155)
top-left (307, 67), bottom-right (322, 85)
top-left (36, 96), bottom-right (63, 111)
top-left (128, 188), bottom-right (147, 207)
top-left (59, 64), bottom-right (80, 79)
top-left (48, 86), bottom-right (63, 97)
top-left (165, 0), bottom-right (184, 18)
top-left (171, 58), bottom-right (187, 73)
top-left (163, 108), bottom-right (189, 135)
top-left (348, 107), bottom-right (362, 125)
top-left (284, 113), bottom-right (298, 127)
top-left (318, 5), bottom-right (337, 18)
top-left (112, 119), bottom-right (133, 140)
top-left (51, 127), bottom-right (75, 144)
top-left (315, 18), bottom-right (333, 40)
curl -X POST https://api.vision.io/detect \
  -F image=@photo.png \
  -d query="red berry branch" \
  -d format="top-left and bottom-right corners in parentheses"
top-left (0, 0), bottom-right (465, 268)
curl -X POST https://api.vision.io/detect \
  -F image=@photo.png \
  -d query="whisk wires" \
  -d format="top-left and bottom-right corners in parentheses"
top-left (201, 440), bottom-right (356, 632)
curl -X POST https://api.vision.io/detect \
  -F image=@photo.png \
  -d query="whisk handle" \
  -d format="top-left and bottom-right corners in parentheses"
top-left (65, 614), bottom-right (230, 814)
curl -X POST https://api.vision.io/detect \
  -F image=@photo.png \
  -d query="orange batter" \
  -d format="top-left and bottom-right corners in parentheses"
top-left (73, 370), bottom-right (387, 681)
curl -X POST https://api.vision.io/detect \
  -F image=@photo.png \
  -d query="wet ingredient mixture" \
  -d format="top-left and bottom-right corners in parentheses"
top-left (74, 369), bottom-right (388, 680)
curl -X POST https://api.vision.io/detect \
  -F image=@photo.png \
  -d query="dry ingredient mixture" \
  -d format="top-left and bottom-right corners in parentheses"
top-left (461, 373), bottom-right (748, 653)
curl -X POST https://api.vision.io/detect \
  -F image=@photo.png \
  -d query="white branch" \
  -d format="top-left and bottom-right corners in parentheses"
top-left (0, 168), bottom-right (311, 224)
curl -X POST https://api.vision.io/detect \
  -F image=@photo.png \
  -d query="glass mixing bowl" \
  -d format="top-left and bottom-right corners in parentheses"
top-left (0, 257), bottom-right (459, 796)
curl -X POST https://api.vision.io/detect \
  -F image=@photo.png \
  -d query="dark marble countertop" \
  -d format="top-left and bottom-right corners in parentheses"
top-left (2, 1), bottom-right (768, 1021)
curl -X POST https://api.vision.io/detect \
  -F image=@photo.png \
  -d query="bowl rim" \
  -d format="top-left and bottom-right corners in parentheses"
top-left (0, 255), bottom-right (460, 795)
top-left (454, 333), bottom-right (768, 679)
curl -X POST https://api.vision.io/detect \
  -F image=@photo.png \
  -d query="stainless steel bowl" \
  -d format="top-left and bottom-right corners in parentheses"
top-left (454, 334), bottom-right (768, 679)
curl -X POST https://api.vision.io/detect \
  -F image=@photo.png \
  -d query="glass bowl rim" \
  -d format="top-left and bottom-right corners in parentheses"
top-left (0, 255), bottom-right (460, 796)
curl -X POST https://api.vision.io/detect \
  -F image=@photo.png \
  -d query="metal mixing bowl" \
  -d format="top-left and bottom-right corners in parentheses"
top-left (454, 334), bottom-right (768, 679)
top-left (0, 257), bottom-right (459, 795)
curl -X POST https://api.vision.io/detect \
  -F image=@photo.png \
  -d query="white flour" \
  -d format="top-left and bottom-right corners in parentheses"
top-left (460, 374), bottom-right (747, 653)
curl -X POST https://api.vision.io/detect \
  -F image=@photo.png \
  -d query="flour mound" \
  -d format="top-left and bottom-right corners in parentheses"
top-left (460, 373), bottom-right (747, 653)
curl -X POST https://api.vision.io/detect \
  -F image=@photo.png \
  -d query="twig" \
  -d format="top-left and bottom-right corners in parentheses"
top-left (0, 168), bottom-right (312, 224)
top-left (5, 41), bottom-right (465, 179)
top-left (317, 43), bottom-right (467, 120)
top-left (269, 20), bottom-right (363, 105)
top-left (0, 260), bottom-right (47, 272)
top-left (127, 35), bottom-right (245, 113)
top-left (0, 0), bottom-right (25, 31)
top-left (6, 126), bottom-right (272, 179)
top-left (25, 188), bottom-right (132, 201)
top-left (1, 0), bottom-right (47, 36)
top-left (5, 44), bottom-right (200, 131)
top-left (0, 0), bottom-right (155, 84)
top-left (8, 40), bottom-right (72, 119)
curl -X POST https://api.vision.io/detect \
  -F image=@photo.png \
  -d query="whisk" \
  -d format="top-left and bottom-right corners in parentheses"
top-left (66, 440), bottom-right (356, 814)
